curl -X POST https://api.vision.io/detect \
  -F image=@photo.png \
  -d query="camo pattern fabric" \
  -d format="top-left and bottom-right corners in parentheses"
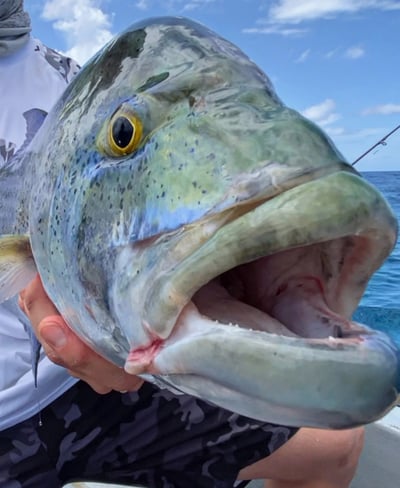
top-left (0, 381), bottom-right (298, 488)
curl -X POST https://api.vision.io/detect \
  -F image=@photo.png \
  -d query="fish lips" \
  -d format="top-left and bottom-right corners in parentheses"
top-left (145, 304), bottom-right (399, 429)
top-left (115, 170), bottom-right (399, 428)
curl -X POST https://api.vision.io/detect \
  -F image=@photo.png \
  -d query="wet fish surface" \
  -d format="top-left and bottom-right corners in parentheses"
top-left (0, 17), bottom-right (399, 428)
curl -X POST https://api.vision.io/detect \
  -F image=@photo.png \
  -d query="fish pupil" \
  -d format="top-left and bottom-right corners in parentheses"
top-left (112, 116), bottom-right (134, 149)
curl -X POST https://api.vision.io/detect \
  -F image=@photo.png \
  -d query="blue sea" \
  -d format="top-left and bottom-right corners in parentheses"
top-left (353, 171), bottom-right (400, 345)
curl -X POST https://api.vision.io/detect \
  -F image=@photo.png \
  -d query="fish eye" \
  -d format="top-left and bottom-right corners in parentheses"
top-left (107, 112), bottom-right (143, 156)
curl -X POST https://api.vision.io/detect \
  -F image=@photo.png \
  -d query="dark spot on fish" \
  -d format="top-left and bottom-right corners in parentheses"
top-left (63, 28), bottom-right (147, 117)
top-left (137, 71), bottom-right (169, 92)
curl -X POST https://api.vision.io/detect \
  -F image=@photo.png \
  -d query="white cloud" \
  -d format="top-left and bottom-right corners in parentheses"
top-left (302, 99), bottom-right (341, 127)
top-left (324, 48), bottom-right (338, 59)
top-left (344, 45), bottom-right (365, 59)
top-left (325, 126), bottom-right (345, 136)
top-left (135, 0), bottom-right (149, 10)
top-left (362, 104), bottom-right (400, 115)
top-left (242, 25), bottom-right (307, 36)
top-left (333, 127), bottom-right (385, 142)
top-left (295, 48), bottom-right (311, 63)
top-left (324, 46), bottom-right (365, 60)
top-left (182, 0), bottom-right (217, 11)
top-left (133, 0), bottom-right (217, 12)
top-left (244, 0), bottom-right (400, 36)
top-left (268, 0), bottom-right (400, 24)
top-left (41, 0), bottom-right (114, 64)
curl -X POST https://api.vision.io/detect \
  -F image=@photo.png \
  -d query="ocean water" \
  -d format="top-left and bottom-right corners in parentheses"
top-left (354, 171), bottom-right (400, 345)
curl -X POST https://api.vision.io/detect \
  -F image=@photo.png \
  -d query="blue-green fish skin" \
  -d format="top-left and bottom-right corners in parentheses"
top-left (0, 17), bottom-right (399, 428)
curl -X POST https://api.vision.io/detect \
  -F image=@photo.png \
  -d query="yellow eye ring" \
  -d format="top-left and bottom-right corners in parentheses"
top-left (107, 112), bottom-right (143, 156)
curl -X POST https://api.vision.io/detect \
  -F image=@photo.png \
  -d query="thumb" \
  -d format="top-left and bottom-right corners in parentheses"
top-left (38, 317), bottom-right (69, 350)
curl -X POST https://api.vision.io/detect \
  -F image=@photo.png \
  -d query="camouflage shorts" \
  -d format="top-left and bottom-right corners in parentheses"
top-left (0, 381), bottom-right (297, 487)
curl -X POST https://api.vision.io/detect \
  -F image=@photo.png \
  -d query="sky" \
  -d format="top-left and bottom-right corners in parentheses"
top-left (27, 0), bottom-right (400, 171)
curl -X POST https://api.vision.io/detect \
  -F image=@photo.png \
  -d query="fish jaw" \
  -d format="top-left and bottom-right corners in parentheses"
top-left (126, 303), bottom-right (399, 429)
top-left (110, 169), bottom-right (400, 428)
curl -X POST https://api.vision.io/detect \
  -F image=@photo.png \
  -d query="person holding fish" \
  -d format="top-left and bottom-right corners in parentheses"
top-left (0, 2), bottom-right (367, 487)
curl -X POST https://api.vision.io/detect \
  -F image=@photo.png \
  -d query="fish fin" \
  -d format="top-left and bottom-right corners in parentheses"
top-left (28, 325), bottom-right (42, 387)
top-left (0, 235), bottom-right (37, 302)
top-left (17, 298), bottom-right (42, 386)
top-left (2, 296), bottom-right (42, 387)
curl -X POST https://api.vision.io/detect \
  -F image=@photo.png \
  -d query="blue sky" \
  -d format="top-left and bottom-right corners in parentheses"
top-left (27, 0), bottom-right (400, 171)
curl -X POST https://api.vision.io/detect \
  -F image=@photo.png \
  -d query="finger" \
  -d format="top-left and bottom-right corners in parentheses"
top-left (19, 275), bottom-right (59, 332)
top-left (65, 369), bottom-right (113, 395)
top-left (38, 315), bottom-right (89, 364)
top-left (39, 317), bottom-right (144, 392)
top-left (66, 352), bottom-right (145, 393)
top-left (20, 275), bottom-right (145, 393)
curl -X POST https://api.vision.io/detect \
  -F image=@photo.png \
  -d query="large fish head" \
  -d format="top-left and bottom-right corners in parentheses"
top-left (28, 17), bottom-right (399, 428)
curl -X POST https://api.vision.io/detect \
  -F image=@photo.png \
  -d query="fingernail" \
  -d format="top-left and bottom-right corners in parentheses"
top-left (41, 324), bottom-right (67, 349)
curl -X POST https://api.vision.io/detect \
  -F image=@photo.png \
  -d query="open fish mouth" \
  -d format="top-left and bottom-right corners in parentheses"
top-left (116, 170), bottom-right (399, 428)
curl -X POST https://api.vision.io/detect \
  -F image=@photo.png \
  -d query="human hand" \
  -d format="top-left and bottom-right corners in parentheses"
top-left (19, 274), bottom-right (144, 394)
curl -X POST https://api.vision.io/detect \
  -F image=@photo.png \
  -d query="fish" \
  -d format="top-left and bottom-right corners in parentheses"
top-left (0, 16), bottom-right (399, 429)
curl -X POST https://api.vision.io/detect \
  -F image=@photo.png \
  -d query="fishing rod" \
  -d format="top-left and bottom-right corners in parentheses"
top-left (352, 124), bottom-right (400, 166)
